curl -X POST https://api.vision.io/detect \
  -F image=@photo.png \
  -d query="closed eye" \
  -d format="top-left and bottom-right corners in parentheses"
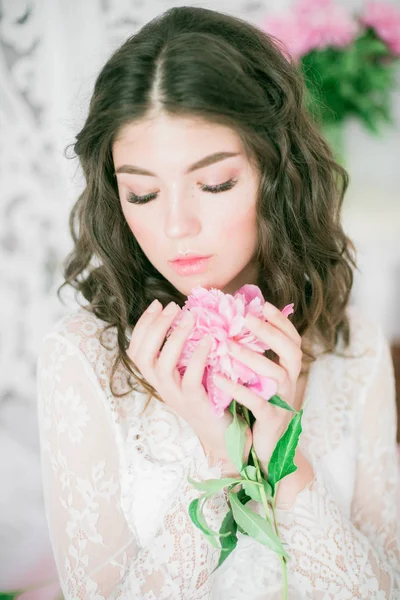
top-left (200, 178), bottom-right (238, 194)
top-left (126, 178), bottom-right (238, 205)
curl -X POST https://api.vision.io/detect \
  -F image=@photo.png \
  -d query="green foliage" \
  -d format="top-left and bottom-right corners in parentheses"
top-left (212, 509), bottom-right (238, 571)
top-left (241, 465), bottom-right (273, 502)
top-left (268, 410), bottom-right (303, 497)
top-left (224, 399), bottom-right (248, 473)
top-left (0, 590), bottom-right (64, 600)
top-left (187, 475), bottom-right (242, 494)
top-left (268, 394), bottom-right (297, 412)
top-left (188, 394), bottom-right (300, 577)
top-left (229, 491), bottom-right (289, 559)
top-left (301, 27), bottom-right (398, 136)
top-left (188, 496), bottom-right (220, 545)
top-left (235, 488), bottom-right (252, 536)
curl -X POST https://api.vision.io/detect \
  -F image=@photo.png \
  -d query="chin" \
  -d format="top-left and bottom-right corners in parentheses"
top-left (173, 279), bottom-right (222, 297)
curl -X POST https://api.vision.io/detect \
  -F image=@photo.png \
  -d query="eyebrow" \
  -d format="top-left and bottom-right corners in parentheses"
top-left (114, 151), bottom-right (241, 177)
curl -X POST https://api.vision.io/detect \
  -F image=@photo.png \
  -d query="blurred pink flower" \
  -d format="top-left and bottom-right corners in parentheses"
top-left (360, 1), bottom-right (400, 55)
top-left (261, 13), bottom-right (309, 61)
top-left (263, 0), bottom-right (358, 60)
top-left (168, 284), bottom-right (295, 418)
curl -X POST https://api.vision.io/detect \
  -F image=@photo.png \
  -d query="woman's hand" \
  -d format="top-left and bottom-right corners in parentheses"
top-left (213, 301), bottom-right (303, 476)
top-left (128, 299), bottom-right (252, 477)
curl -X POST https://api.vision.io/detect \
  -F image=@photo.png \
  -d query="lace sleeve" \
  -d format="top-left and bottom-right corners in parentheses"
top-left (273, 328), bottom-right (400, 599)
top-left (36, 334), bottom-right (228, 600)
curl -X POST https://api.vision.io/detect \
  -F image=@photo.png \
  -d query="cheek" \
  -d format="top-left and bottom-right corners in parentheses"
top-left (122, 207), bottom-right (156, 248)
top-left (221, 200), bottom-right (257, 238)
top-left (225, 202), bottom-right (258, 259)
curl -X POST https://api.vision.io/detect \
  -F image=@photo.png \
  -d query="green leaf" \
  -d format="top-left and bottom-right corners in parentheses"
top-left (236, 488), bottom-right (251, 535)
top-left (242, 465), bottom-right (261, 501)
top-left (0, 594), bottom-right (21, 599)
top-left (187, 476), bottom-right (241, 494)
top-left (212, 510), bottom-right (238, 572)
top-left (188, 497), bottom-right (219, 547)
top-left (241, 466), bottom-right (273, 502)
top-left (262, 476), bottom-right (273, 498)
top-left (268, 394), bottom-right (297, 412)
top-left (229, 491), bottom-right (289, 558)
top-left (224, 400), bottom-right (248, 473)
top-left (241, 464), bottom-right (257, 480)
top-left (236, 523), bottom-right (248, 536)
top-left (242, 480), bottom-right (262, 502)
top-left (267, 409), bottom-right (304, 495)
top-left (299, 30), bottom-right (397, 138)
top-left (237, 488), bottom-right (252, 504)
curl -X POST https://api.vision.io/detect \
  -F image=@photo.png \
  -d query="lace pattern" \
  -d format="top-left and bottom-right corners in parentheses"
top-left (36, 306), bottom-right (400, 598)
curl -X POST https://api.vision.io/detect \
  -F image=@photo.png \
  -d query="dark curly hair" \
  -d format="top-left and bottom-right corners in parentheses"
top-left (58, 5), bottom-right (358, 408)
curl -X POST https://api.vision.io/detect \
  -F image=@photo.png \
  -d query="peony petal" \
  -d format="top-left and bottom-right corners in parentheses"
top-left (247, 375), bottom-right (278, 401)
top-left (206, 370), bottom-right (233, 418)
top-left (234, 284), bottom-right (265, 306)
top-left (264, 1), bottom-right (358, 58)
top-left (173, 285), bottom-right (294, 416)
top-left (281, 303), bottom-right (295, 318)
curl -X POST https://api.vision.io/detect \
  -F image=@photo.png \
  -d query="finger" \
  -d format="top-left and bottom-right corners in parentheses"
top-left (156, 310), bottom-right (197, 378)
top-left (244, 316), bottom-right (302, 376)
top-left (262, 302), bottom-right (302, 347)
top-left (227, 340), bottom-right (285, 385)
top-left (213, 374), bottom-right (276, 422)
top-left (129, 301), bottom-right (180, 365)
top-left (129, 299), bottom-right (163, 354)
top-left (181, 335), bottom-right (213, 391)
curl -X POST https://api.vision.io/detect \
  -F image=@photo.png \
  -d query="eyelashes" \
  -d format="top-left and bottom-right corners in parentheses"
top-left (126, 178), bottom-right (238, 205)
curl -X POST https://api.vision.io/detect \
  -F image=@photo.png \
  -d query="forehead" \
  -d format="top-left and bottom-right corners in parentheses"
top-left (112, 114), bottom-right (244, 165)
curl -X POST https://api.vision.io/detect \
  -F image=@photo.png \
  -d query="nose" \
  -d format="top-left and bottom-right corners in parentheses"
top-left (164, 195), bottom-right (202, 240)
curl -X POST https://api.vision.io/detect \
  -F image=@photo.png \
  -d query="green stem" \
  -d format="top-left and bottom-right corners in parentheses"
top-left (272, 482), bottom-right (288, 598)
top-left (241, 406), bottom-right (288, 600)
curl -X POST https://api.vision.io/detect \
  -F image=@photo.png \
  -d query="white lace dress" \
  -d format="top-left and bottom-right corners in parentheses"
top-left (36, 305), bottom-right (400, 599)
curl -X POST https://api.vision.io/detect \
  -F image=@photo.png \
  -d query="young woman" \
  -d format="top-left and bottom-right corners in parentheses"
top-left (36, 6), bottom-right (400, 599)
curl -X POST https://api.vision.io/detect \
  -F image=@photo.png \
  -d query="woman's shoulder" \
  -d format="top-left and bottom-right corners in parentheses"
top-left (40, 305), bottom-right (122, 392)
top-left (43, 305), bottom-right (118, 354)
top-left (309, 304), bottom-right (389, 399)
top-left (309, 303), bottom-right (386, 368)
top-left (303, 306), bottom-right (391, 461)
top-left (39, 306), bottom-right (146, 430)
top-left (311, 304), bottom-right (391, 407)
top-left (341, 304), bottom-right (387, 362)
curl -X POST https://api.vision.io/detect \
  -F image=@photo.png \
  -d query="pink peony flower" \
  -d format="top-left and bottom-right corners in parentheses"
top-left (168, 284), bottom-right (295, 418)
top-left (263, 0), bottom-right (358, 60)
top-left (360, 1), bottom-right (400, 55)
top-left (261, 13), bottom-right (310, 61)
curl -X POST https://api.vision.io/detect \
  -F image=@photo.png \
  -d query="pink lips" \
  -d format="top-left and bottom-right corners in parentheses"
top-left (170, 254), bottom-right (211, 263)
top-left (169, 256), bottom-right (212, 276)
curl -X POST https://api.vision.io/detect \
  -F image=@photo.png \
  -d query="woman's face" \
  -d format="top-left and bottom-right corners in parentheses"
top-left (112, 113), bottom-right (260, 297)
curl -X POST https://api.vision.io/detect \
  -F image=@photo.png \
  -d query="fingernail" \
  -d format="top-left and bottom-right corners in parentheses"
top-left (164, 302), bottom-right (178, 315)
top-left (147, 299), bottom-right (161, 312)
